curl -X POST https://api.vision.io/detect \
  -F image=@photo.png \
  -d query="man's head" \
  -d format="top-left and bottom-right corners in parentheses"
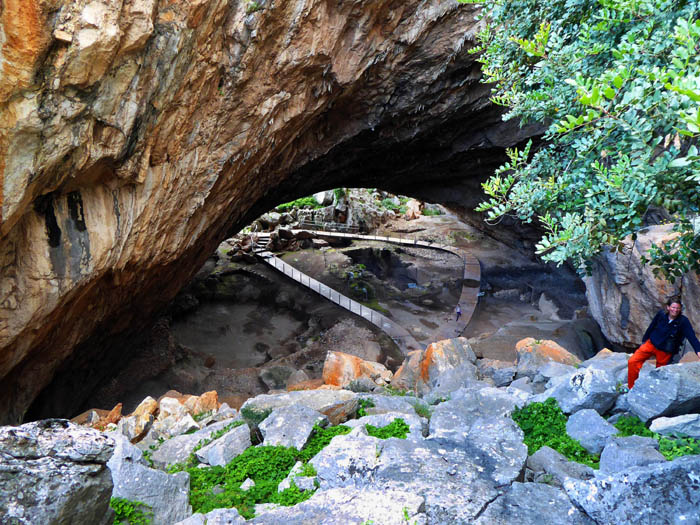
top-left (666, 296), bottom-right (683, 319)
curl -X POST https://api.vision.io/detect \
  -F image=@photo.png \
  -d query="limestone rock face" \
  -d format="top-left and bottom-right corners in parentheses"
top-left (0, 0), bottom-right (539, 424)
top-left (584, 225), bottom-right (700, 347)
top-left (0, 419), bottom-right (115, 524)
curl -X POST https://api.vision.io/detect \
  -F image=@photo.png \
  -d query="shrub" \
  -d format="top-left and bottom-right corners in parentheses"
top-left (613, 415), bottom-right (700, 460)
top-left (110, 498), bottom-right (153, 525)
top-left (366, 418), bottom-right (410, 440)
top-left (276, 196), bottom-right (323, 212)
top-left (297, 424), bottom-right (351, 463)
top-left (357, 398), bottom-right (376, 417)
top-left (511, 398), bottom-right (599, 468)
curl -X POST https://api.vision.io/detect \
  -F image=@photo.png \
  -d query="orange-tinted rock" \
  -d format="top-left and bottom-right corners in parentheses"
top-left (515, 338), bottom-right (581, 367)
top-left (183, 390), bottom-right (219, 416)
top-left (92, 402), bottom-right (122, 429)
top-left (322, 351), bottom-right (392, 388)
top-left (392, 338), bottom-right (476, 394)
top-left (287, 378), bottom-right (325, 391)
top-left (130, 396), bottom-right (158, 418)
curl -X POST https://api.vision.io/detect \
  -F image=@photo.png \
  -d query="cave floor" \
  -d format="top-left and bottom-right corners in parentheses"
top-left (89, 211), bottom-right (596, 414)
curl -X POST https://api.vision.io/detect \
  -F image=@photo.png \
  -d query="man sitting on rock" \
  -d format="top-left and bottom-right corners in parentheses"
top-left (628, 296), bottom-right (700, 389)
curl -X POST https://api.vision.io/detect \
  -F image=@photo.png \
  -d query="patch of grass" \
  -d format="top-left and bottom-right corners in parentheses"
top-left (421, 208), bottom-right (442, 216)
top-left (110, 497), bottom-right (153, 525)
top-left (193, 410), bottom-right (214, 422)
top-left (299, 463), bottom-right (317, 477)
top-left (366, 418), bottom-right (410, 440)
top-left (413, 402), bottom-right (431, 420)
top-left (511, 398), bottom-right (599, 469)
top-left (246, 0), bottom-right (264, 14)
top-left (382, 385), bottom-right (408, 397)
top-left (613, 415), bottom-right (700, 460)
top-left (357, 398), bottom-right (375, 417)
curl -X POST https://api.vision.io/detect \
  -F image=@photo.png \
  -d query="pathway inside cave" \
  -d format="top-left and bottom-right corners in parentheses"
top-left (258, 228), bottom-right (480, 353)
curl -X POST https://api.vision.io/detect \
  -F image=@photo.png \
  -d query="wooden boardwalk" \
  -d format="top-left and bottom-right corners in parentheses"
top-left (256, 229), bottom-right (481, 356)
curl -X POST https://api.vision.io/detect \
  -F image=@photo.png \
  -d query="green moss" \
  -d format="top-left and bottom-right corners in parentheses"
top-left (365, 418), bottom-right (410, 440)
top-left (110, 498), bottom-right (153, 525)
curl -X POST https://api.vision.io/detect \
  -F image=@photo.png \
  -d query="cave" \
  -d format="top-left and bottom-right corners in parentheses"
top-left (0, 1), bottom-right (554, 424)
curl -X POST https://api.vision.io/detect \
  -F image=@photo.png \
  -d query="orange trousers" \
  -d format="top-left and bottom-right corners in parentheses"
top-left (628, 340), bottom-right (673, 388)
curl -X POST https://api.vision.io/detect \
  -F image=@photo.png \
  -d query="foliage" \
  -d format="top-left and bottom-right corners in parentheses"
top-left (413, 402), bottom-right (432, 420)
top-left (334, 188), bottom-right (347, 200)
top-left (276, 196), bottom-right (323, 212)
top-left (246, 1), bottom-right (264, 15)
top-left (180, 422), bottom-right (354, 518)
top-left (365, 418), bottom-right (410, 439)
top-left (511, 398), bottom-right (599, 468)
top-left (421, 208), bottom-right (443, 216)
top-left (613, 414), bottom-right (700, 460)
top-left (380, 198), bottom-right (407, 215)
top-left (460, 0), bottom-right (700, 279)
top-left (297, 424), bottom-right (352, 463)
top-left (193, 410), bottom-right (214, 422)
top-left (241, 406), bottom-right (272, 426)
top-left (110, 498), bottom-right (153, 525)
top-left (357, 398), bottom-right (376, 417)
top-left (381, 385), bottom-right (408, 396)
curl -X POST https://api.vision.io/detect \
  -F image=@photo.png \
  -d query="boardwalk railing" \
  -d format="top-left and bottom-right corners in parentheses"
top-left (261, 253), bottom-right (421, 353)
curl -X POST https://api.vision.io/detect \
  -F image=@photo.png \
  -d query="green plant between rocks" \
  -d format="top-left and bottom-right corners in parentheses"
top-left (511, 398), bottom-right (599, 468)
top-left (366, 418), bottom-right (410, 440)
top-left (613, 415), bottom-right (700, 460)
top-left (276, 196), bottom-right (323, 212)
top-left (110, 497), bottom-right (153, 525)
top-left (240, 406), bottom-right (272, 426)
top-left (180, 423), bottom-right (354, 519)
top-left (357, 398), bottom-right (376, 418)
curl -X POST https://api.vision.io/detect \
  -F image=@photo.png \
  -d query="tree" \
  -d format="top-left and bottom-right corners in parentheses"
top-left (460, 0), bottom-right (700, 281)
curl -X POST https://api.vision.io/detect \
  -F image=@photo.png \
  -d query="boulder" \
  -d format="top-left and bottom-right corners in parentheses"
top-left (311, 428), bottom-right (381, 490)
top-left (527, 446), bottom-right (595, 487)
top-left (515, 338), bottom-right (581, 379)
top-left (149, 418), bottom-right (240, 469)
top-left (322, 351), bottom-right (392, 388)
top-left (583, 225), bottom-right (700, 348)
top-left (249, 487), bottom-right (426, 525)
top-left (478, 359), bottom-right (516, 387)
top-left (240, 390), bottom-right (358, 426)
top-left (533, 361), bottom-right (577, 384)
top-left (108, 434), bottom-right (191, 524)
top-left (565, 456), bottom-right (700, 524)
top-left (580, 349), bottom-right (629, 376)
top-left (0, 420), bottom-right (115, 525)
top-left (392, 338), bottom-right (477, 395)
top-left (599, 436), bottom-right (665, 474)
top-left (195, 423), bottom-right (251, 467)
top-left (277, 461), bottom-right (317, 493)
top-left (649, 413), bottom-right (700, 438)
top-left (628, 362), bottom-right (700, 422)
top-left (566, 409), bottom-right (618, 454)
top-left (176, 507), bottom-right (246, 524)
top-left (542, 367), bottom-right (618, 414)
top-left (259, 405), bottom-right (328, 449)
top-left (474, 482), bottom-right (594, 525)
top-left (183, 391), bottom-right (219, 417)
top-left (509, 377), bottom-right (533, 394)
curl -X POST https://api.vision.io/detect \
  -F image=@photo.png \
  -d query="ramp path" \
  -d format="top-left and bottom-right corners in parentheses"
top-left (254, 224), bottom-right (480, 356)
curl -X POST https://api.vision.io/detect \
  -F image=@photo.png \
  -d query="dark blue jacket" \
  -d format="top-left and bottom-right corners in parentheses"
top-left (643, 310), bottom-right (700, 355)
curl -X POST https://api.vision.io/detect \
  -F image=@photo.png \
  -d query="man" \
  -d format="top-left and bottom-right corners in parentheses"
top-left (628, 297), bottom-right (700, 389)
top-left (455, 303), bottom-right (462, 322)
